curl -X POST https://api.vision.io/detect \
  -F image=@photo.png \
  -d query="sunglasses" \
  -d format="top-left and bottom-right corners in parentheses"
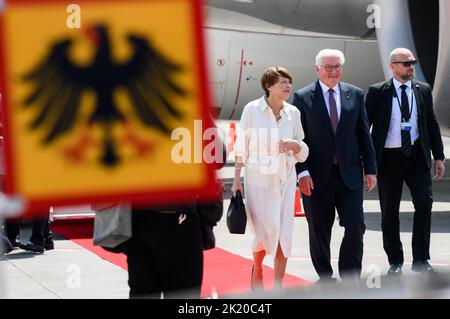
top-left (392, 60), bottom-right (417, 67)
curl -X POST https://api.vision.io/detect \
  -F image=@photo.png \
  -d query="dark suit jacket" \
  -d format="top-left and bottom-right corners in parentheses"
top-left (365, 78), bottom-right (445, 171)
top-left (293, 80), bottom-right (377, 191)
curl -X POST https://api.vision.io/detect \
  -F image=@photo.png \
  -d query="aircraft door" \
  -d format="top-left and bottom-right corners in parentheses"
top-left (220, 32), bottom-right (262, 120)
top-left (206, 29), bottom-right (230, 118)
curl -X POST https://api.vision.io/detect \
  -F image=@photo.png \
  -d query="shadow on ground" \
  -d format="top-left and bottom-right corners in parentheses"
top-left (364, 210), bottom-right (450, 233)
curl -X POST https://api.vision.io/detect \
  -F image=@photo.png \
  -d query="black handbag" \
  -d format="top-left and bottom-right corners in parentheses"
top-left (226, 190), bottom-right (247, 234)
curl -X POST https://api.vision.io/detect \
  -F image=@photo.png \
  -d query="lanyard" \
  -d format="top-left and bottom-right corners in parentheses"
top-left (393, 87), bottom-right (414, 122)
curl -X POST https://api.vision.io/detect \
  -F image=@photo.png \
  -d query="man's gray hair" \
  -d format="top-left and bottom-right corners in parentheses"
top-left (315, 49), bottom-right (345, 66)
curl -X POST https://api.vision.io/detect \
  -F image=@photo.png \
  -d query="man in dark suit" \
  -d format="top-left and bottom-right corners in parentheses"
top-left (293, 49), bottom-right (377, 282)
top-left (365, 48), bottom-right (445, 275)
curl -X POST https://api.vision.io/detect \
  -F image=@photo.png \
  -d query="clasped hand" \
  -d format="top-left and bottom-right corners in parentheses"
top-left (278, 139), bottom-right (300, 154)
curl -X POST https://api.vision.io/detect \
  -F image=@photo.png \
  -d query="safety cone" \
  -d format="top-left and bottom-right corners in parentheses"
top-left (294, 187), bottom-right (304, 217)
top-left (227, 122), bottom-right (237, 154)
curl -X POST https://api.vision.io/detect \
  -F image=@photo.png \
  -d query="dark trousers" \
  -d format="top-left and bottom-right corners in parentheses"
top-left (4, 217), bottom-right (21, 244)
top-left (378, 144), bottom-right (433, 265)
top-left (126, 211), bottom-right (203, 299)
top-left (303, 165), bottom-right (365, 280)
top-left (4, 214), bottom-right (52, 246)
top-left (29, 213), bottom-right (52, 246)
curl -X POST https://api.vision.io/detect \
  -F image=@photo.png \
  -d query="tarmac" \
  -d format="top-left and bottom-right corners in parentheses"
top-left (1, 136), bottom-right (450, 299)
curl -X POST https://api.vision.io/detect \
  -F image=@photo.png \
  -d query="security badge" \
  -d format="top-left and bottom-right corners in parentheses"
top-left (401, 121), bottom-right (412, 131)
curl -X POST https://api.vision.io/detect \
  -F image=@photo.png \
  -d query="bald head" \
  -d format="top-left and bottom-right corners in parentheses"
top-left (389, 48), bottom-right (414, 63)
top-left (389, 48), bottom-right (416, 82)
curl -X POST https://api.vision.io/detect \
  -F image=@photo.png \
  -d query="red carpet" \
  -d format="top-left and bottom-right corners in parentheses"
top-left (53, 219), bottom-right (310, 296)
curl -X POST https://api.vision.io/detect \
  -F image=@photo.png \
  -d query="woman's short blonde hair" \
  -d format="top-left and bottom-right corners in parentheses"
top-left (260, 66), bottom-right (293, 97)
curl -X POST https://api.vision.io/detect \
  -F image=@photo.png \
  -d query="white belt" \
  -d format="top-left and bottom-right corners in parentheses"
top-left (246, 154), bottom-right (294, 182)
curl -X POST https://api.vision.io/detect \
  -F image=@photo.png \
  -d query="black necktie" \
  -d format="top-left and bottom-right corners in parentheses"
top-left (400, 85), bottom-right (412, 157)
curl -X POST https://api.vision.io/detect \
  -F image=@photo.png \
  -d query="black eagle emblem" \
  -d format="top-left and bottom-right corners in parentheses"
top-left (22, 24), bottom-right (185, 167)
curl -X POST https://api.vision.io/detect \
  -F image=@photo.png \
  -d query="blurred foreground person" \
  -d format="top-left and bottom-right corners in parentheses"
top-left (123, 122), bottom-right (225, 299)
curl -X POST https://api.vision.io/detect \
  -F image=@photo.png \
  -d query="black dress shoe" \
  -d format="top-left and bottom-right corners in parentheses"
top-left (44, 238), bottom-right (54, 250)
top-left (19, 242), bottom-right (44, 253)
top-left (387, 263), bottom-right (403, 275)
top-left (411, 260), bottom-right (437, 273)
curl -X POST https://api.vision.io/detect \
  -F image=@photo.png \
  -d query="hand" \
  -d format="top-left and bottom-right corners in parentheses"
top-left (279, 139), bottom-right (300, 154)
top-left (231, 179), bottom-right (243, 197)
top-left (298, 176), bottom-right (314, 196)
top-left (365, 174), bottom-right (377, 192)
top-left (433, 160), bottom-right (445, 180)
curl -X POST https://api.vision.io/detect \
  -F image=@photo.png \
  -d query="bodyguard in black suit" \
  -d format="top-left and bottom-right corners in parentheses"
top-left (293, 49), bottom-right (377, 281)
top-left (365, 48), bottom-right (445, 275)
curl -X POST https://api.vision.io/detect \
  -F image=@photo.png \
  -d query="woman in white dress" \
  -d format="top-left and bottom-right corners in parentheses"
top-left (231, 66), bottom-right (309, 290)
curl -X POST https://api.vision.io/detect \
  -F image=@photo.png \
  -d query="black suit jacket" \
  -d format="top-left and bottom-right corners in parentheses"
top-left (365, 78), bottom-right (445, 171)
top-left (293, 80), bottom-right (377, 191)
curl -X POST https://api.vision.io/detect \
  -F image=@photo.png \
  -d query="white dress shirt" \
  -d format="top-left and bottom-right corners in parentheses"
top-left (385, 78), bottom-right (419, 148)
top-left (297, 81), bottom-right (340, 180)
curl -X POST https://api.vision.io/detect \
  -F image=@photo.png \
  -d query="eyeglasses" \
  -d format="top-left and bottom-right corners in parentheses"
top-left (321, 64), bottom-right (342, 72)
top-left (392, 60), bottom-right (417, 67)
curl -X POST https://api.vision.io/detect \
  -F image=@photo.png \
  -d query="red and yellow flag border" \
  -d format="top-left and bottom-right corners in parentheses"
top-left (0, 0), bottom-right (220, 214)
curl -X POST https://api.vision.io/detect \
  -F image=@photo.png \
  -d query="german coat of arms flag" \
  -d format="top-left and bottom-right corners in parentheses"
top-left (0, 0), bottom-right (222, 214)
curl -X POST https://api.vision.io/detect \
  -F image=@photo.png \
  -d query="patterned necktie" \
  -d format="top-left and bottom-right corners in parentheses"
top-left (328, 89), bottom-right (338, 164)
top-left (400, 85), bottom-right (412, 156)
